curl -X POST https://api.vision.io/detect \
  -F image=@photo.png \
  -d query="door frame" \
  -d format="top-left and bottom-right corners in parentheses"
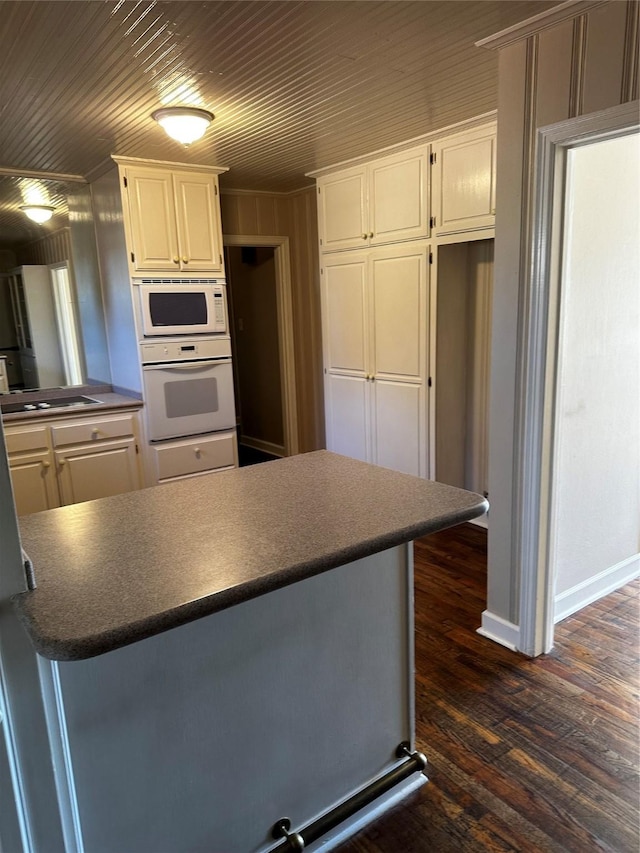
top-left (223, 235), bottom-right (299, 456)
top-left (516, 100), bottom-right (640, 656)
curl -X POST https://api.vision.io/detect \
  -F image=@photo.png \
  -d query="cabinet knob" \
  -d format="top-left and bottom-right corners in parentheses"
top-left (92, 428), bottom-right (100, 438)
top-left (194, 447), bottom-right (201, 457)
top-left (173, 256), bottom-right (180, 264)
top-left (369, 232), bottom-right (374, 238)
top-left (41, 461), bottom-right (50, 469)
top-left (182, 257), bottom-right (189, 264)
top-left (362, 233), bottom-right (368, 240)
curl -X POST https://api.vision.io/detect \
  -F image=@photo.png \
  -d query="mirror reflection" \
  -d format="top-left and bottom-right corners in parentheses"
top-left (0, 174), bottom-right (111, 394)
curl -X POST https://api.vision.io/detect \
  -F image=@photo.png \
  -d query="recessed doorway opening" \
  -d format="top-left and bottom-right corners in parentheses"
top-left (224, 236), bottom-right (298, 467)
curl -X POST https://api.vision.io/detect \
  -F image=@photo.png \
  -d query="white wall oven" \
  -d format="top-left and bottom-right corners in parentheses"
top-left (136, 279), bottom-right (227, 337)
top-left (141, 337), bottom-right (236, 441)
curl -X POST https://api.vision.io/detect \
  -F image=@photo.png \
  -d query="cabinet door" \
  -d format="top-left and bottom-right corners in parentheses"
top-left (173, 172), bottom-right (223, 273)
top-left (56, 438), bottom-right (141, 505)
top-left (317, 167), bottom-right (368, 252)
top-left (321, 254), bottom-right (369, 374)
top-left (370, 244), bottom-right (428, 382)
top-left (372, 379), bottom-right (426, 477)
top-left (9, 451), bottom-right (60, 515)
top-left (126, 168), bottom-right (180, 272)
top-left (369, 147), bottom-right (430, 245)
top-left (432, 126), bottom-right (496, 235)
top-left (324, 373), bottom-right (370, 462)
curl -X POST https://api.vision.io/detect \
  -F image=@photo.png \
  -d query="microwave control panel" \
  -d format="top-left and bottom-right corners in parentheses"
top-left (140, 336), bottom-right (231, 364)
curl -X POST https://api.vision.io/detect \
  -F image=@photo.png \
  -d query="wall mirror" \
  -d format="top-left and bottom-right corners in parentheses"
top-left (0, 172), bottom-right (111, 394)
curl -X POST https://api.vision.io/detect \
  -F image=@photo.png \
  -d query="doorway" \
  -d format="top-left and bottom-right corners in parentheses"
top-left (517, 102), bottom-right (640, 656)
top-left (225, 245), bottom-right (284, 465)
top-left (549, 132), bottom-right (639, 622)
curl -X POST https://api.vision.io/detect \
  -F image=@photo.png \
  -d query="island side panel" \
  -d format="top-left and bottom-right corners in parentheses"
top-left (46, 544), bottom-right (414, 853)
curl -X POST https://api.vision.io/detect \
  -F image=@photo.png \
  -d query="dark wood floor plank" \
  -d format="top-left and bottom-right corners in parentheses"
top-left (336, 525), bottom-right (640, 853)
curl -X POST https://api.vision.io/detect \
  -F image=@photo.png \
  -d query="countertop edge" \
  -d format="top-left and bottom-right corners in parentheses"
top-left (12, 499), bottom-right (488, 662)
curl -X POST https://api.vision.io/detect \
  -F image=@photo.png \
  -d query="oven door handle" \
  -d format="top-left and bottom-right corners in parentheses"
top-left (143, 359), bottom-right (231, 372)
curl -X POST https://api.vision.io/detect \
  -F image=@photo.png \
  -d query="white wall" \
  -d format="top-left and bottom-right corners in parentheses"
top-left (552, 132), bottom-right (640, 618)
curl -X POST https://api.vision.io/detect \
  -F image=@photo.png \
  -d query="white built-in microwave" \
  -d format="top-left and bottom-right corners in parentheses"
top-left (136, 279), bottom-right (227, 337)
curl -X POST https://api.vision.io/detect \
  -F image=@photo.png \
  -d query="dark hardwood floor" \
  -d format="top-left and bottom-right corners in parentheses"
top-left (338, 524), bottom-right (640, 853)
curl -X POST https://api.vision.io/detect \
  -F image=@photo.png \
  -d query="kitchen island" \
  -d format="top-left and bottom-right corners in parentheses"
top-left (13, 451), bottom-right (487, 852)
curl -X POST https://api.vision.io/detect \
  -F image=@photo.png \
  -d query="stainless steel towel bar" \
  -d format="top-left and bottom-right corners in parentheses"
top-left (271, 742), bottom-right (428, 851)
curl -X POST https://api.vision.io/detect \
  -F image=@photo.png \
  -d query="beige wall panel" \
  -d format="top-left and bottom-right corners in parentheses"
top-left (220, 194), bottom-right (241, 234)
top-left (236, 195), bottom-right (260, 236)
top-left (289, 189), bottom-right (323, 452)
top-left (255, 195), bottom-right (278, 235)
top-left (488, 40), bottom-right (529, 623)
top-left (18, 228), bottom-right (71, 266)
top-left (582, 2), bottom-right (627, 115)
top-left (436, 243), bottom-right (469, 490)
top-left (622, 0), bottom-right (640, 102)
top-left (535, 21), bottom-right (573, 127)
top-left (222, 188), bottom-right (323, 454)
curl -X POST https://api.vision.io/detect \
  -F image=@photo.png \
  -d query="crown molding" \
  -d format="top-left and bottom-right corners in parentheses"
top-left (221, 185), bottom-right (314, 198)
top-left (475, 0), bottom-right (608, 51)
top-left (111, 155), bottom-right (229, 175)
top-left (0, 167), bottom-right (86, 183)
top-left (305, 111), bottom-right (497, 179)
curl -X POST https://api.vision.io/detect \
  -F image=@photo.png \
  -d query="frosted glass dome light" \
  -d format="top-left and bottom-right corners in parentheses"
top-left (20, 205), bottom-right (56, 223)
top-left (152, 107), bottom-right (214, 145)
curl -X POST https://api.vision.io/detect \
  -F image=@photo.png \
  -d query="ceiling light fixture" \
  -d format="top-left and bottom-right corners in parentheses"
top-left (152, 106), bottom-right (214, 145)
top-left (20, 204), bottom-right (56, 223)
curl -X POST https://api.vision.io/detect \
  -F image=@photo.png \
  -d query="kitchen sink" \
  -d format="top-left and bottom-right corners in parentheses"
top-left (0, 395), bottom-right (102, 415)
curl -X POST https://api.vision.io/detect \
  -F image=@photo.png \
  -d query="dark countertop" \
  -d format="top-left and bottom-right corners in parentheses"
top-left (13, 451), bottom-right (488, 662)
top-left (1, 389), bottom-right (142, 422)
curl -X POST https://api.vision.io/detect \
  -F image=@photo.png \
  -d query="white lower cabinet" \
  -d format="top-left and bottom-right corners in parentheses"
top-left (6, 410), bottom-right (143, 515)
top-left (152, 429), bottom-right (237, 482)
top-left (321, 243), bottom-right (429, 477)
top-left (5, 425), bottom-right (60, 515)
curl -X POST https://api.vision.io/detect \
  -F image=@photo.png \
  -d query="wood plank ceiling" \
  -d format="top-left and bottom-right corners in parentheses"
top-left (0, 0), bottom-right (559, 246)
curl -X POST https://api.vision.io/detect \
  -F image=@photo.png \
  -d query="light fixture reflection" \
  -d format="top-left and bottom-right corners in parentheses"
top-left (152, 106), bottom-right (214, 145)
top-left (20, 204), bottom-right (56, 223)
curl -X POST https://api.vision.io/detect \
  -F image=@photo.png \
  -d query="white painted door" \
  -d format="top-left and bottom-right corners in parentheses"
top-left (321, 253), bottom-right (369, 374)
top-left (173, 172), bottom-right (223, 273)
top-left (369, 243), bottom-right (429, 476)
top-left (324, 373), bottom-right (370, 462)
top-left (368, 146), bottom-right (430, 245)
top-left (126, 167), bottom-right (180, 272)
top-left (317, 167), bottom-right (368, 252)
top-left (322, 253), bottom-right (370, 460)
top-left (432, 126), bottom-right (496, 235)
top-left (372, 379), bottom-right (424, 476)
top-left (321, 245), bottom-right (429, 476)
top-left (55, 438), bottom-right (141, 505)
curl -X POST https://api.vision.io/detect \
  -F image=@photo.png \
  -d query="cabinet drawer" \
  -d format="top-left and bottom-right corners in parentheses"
top-left (51, 414), bottom-right (137, 447)
top-left (5, 425), bottom-right (50, 454)
top-left (154, 431), bottom-right (236, 481)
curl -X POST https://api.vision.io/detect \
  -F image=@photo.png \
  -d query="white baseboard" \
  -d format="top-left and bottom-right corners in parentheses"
top-left (477, 611), bottom-right (520, 652)
top-left (554, 553), bottom-right (640, 623)
top-left (239, 436), bottom-right (285, 457)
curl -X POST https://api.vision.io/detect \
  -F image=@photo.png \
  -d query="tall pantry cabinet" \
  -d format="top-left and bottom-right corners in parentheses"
top-left (311, 116), bottom-right (496, 490)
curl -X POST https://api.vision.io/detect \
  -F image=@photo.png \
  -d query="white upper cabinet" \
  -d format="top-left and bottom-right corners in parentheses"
top-left (317, 146), bottom-right (430, 252)
top-left (317, 167), bottom-right (368, 252)
top-left (368, 148), bottom-right (430, 246)
top-left (117, 160), bottom-right (225, 275)
top-left (431, 124), bottom-right (497, 236)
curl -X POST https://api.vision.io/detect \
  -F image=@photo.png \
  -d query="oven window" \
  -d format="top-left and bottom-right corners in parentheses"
top-left (149, 291), bottom-right (208, 326)
top-left (165, 377), bottom-right (219, 417)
